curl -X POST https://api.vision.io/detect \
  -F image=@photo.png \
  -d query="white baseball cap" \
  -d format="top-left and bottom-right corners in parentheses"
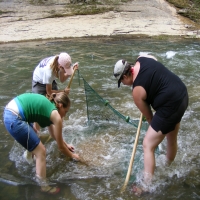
top-left (113, 59), bottom-right (127, 87)
top-left (58, 52), bottom-right (73, 75)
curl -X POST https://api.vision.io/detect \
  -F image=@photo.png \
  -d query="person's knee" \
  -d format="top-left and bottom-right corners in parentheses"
top-left (34, 142), bottom-right (46, 159)
top-left (143, 138), bottom-right (155, 153)
top-left (40, 145), bottom-right (46, 157)
top-left (143, 138), bottom-right (147, 152)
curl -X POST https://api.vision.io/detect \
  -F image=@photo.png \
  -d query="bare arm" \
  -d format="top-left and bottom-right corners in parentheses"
top-left (59, 67), bottom-right (71, 83)
top-left (132, 86), bottom-right (153, 124)
top-left (46, 84), bottom-right (70, 96)
top-left (48, 124), bottom-right (56, 140)
top-left (50, 110), bottom-right (80, 160)
top-left (46, 62), bottom-right (79, 96)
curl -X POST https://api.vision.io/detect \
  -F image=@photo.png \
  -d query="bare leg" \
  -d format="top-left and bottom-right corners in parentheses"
top-left (143, 123), bottom-right (180, 180)
top-left (34, 122), bottom-right (41, 134)
top-left (133, 126), bottom-right (165, 196)
top-left (166, 123), bottom-right (180, 164)
top-left (32, 141), bottom-right (46, 179)
top-left (32, 141), bottom-right (60, 194)
top-left (133, 124), bottom-right (180, 196)
top-left (143, 126), bottom-right (165, 182)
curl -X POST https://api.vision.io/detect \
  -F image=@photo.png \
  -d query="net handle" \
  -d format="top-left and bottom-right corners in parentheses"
top-left (121, 113), bottom-right (143, 193)
top-left (67, 68), bottom-right (78, 89)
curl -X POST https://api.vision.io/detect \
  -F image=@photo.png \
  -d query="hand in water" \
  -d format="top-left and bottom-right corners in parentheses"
top-left (72, 153), bottom-right (80, 161)
top-left (67, 144), bottom-right (74, 152)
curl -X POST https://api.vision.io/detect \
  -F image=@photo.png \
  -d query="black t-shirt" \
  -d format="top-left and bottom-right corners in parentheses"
top-left (132, 57), bottom-right (187, 118)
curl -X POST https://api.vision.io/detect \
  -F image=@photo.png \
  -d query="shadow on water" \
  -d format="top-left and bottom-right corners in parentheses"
top-left (0, 37), bottom-right (200, 199)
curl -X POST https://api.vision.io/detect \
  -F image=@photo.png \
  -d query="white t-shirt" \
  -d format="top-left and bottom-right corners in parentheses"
top-left (33, 56), bottom-right (56, 84)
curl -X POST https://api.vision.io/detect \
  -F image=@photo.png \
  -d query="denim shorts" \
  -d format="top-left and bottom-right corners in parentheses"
top-left (3, 109), bottom-right (40, 151)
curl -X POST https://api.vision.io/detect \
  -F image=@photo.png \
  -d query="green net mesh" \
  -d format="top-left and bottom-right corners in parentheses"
top-left (78, 74), bottom-right (150, 183)
top-left (81, 75), bottom-right (148, 130)
top-left (69, 73), bottom-right (160, 185)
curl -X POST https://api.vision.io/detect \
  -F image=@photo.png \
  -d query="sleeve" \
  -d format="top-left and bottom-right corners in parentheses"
top-left (42, 65), bottom-right (55, 84)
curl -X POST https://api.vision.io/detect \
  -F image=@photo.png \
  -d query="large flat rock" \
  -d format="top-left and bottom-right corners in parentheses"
top-left (0, 0), bottom-right (198, 43)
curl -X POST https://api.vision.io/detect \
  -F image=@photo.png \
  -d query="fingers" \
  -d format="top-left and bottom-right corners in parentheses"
top-left (73, 62), bottom-right (79, 70)
top-left (69, 146), bottom-right (74, 152)
top-left (67, 143), bottom-right (75, 152)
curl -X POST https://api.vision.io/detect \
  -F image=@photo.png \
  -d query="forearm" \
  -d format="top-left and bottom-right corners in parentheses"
top-left (52, 128), bottom-right (73, 157)
top-left (53, 135), bottom-right (74, 158)
top-left (46, 82), bottom-right (68, 96)
top-left (58, 144), bottom-right (74, 158)
top-left (46, 89), bottom-right (68, 97)
top-left (48, 125), bottom-right (56, 140)
top-left (136, 101), bottom-right (153, 124)
top-left (144, 109), bottom-right (153, 124)
top-left (50, 111), bottom-right (79, 160)
top-left (142, 106), bottom-right (153, 124)
top-left (59, 74), bottom-right (70, 83)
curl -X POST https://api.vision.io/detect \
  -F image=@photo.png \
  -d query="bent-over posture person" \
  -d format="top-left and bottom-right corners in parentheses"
top-left (32, 52), bottom-right (78, 96)
top-left (3, 92), bottom-right (80, 194)
top-left (113, 55), bottom-right (188, 196)
top-left (32, 52), bottom-right (78, 132)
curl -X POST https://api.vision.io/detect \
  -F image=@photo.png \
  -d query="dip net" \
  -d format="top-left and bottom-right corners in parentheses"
top-left (81, 74), bottom-right (148, 130)
top-left (76, 74), bottom-right (149, 183)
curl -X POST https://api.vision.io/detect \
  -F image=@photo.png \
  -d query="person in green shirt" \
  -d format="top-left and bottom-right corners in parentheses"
top-left (3, 92), bottom-right (80, 194)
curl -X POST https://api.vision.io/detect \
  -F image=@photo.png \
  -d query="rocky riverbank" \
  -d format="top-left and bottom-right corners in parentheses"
top-left (0, 0), bottom-right (199, 43)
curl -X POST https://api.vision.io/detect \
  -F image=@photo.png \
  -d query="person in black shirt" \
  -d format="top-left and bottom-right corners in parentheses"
top-left (113, 55), bottom-right (188, 196)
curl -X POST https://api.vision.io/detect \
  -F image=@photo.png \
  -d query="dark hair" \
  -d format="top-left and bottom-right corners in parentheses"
top-left (119, 61), bottom-right (134, 81)
top-left (47, 92), bottom-right (70, 108)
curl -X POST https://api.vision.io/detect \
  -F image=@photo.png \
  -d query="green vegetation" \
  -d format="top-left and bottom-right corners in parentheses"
top-left (29, 0), bottom-right (46, 5)
top-left (166, 0), bottom-right (200, 25)
top-left (70, 5), bottom-right (114, 15)
top-left (28, 0), bottom-right (200, 26)
top-left (0, 10), bottom-right (13, 15)
top-left (29, 0), bottom-right (118, 17)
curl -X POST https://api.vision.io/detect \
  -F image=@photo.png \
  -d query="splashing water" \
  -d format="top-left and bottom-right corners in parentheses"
top-left (0, 38), bottom-right (199, 199)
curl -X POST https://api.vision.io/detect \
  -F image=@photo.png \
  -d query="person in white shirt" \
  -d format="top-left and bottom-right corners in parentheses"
top-left (31, 52), bottom-right (79, 137)
top-left (32, 52), bottom-right (78, 96)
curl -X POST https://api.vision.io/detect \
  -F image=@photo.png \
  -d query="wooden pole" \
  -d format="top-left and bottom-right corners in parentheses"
top-left (121, 113), bottom-right (143, 193)
top-left (67, 66), bottom-right (78, 89)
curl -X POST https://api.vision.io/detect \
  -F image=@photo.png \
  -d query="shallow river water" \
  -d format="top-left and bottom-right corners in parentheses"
top-left (0, 37), bottom-right (200, 200)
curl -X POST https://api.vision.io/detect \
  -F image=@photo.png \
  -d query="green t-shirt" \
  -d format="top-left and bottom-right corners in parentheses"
top-left (15, 93), bottom-right (57, 128)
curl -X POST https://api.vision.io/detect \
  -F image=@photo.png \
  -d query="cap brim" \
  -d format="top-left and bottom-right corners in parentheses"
top-left (64, 66), bottom-right (74, 75)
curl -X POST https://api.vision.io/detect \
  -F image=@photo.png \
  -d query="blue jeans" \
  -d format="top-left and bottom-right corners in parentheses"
top-left (3, 109), bottom-right (40, 151)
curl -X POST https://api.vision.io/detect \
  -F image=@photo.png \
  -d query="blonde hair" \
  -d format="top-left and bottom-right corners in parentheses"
top-left (50, 55), bottom-right (59, 78)
top-left (47, 92), bottom-right (70, 108)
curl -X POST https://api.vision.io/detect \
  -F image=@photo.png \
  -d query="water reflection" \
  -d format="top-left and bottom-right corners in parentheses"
top-left (0, 38), bottom-right (200, 199)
